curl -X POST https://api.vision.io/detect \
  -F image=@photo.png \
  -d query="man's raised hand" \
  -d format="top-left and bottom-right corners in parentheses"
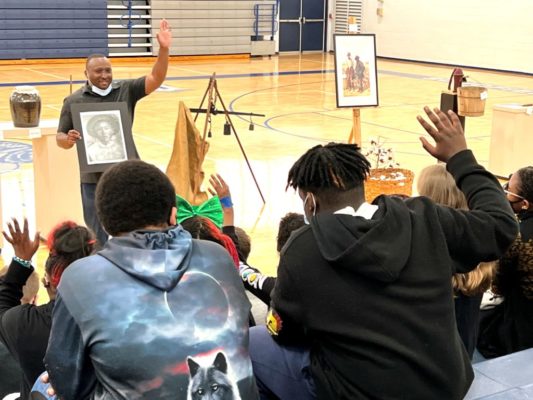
top-left (156, 19), bottom-right (172, 49)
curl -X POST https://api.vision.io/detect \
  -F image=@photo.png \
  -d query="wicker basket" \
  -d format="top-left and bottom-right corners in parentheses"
top-left (365, 168), bottom-right (414, 203)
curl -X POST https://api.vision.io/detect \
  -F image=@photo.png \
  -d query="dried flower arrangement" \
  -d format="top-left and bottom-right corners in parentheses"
top-left (364, 137), bottom-right (406, 182)
top-left (362, 137), bottom-right (414, 201)
top-left (364, 137), bottom-right (398, 169)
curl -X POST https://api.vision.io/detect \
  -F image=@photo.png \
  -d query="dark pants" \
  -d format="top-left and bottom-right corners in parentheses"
top-left (0, 343), bottom-right (21, 398)
top-left (81, 183), bottom-right (108, 246)
top-left (249, 326), bottom-right (316, 400)
top-left (455, 292), bottom-right (483, 359)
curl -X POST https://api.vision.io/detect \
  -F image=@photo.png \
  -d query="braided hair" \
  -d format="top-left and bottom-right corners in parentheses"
top-left (45, 221), bottom-right (96, 288)
top-left (287, 142), bottom-right (370, 192)
top-left (517, 166), bottom-right (533, 203)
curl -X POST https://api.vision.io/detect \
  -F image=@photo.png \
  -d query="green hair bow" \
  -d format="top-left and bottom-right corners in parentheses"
top-left (176, 195), bottom-right (223, 228)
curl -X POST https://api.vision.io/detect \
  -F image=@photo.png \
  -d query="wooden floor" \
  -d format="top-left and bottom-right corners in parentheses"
top-left (0, 53), bottom-right (532, 303)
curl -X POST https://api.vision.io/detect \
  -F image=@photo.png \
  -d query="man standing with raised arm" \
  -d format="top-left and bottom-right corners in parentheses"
top-left (56, 19), bottom-right (172, 246)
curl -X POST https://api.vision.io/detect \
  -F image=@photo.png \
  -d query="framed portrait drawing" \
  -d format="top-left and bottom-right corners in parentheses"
top-left (334, 34), bottom-right (379, 108)
top-left (71, 102), bottom-right (138, 174)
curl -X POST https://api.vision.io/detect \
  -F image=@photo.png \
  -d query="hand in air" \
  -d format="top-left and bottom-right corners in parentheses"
top-left (208, 174), bottom-right (231, 200)
top-left (417, 107), bottom-right (467, 162)
top-left (3, 218), bottom-right (40, 262)
top-left (157, 19), bottom-right (172, 49)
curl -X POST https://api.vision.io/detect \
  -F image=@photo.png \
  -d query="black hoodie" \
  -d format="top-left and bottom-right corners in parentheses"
top-left (270, 150), bottom-right (518, 399)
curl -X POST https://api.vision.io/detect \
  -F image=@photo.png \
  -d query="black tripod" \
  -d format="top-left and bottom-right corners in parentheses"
top-left (190, 73), bottom-right (266, 204)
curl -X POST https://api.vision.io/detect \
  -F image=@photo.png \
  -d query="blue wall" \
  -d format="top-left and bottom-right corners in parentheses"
top-left (0, 0), bottom-right (108, 59)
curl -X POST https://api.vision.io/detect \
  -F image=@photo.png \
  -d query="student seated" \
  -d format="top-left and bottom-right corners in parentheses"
top-left (248, 107), bottom-right (518, 400)
top-left (0, 219), bottom-right (95, 399)
top-left (478, 166), bottom-right (533, 358)
top-left (44, 160), bottom-right (259, 400)
top-left (205, 173), bottom-right (306, 306)
top-left (239, 212), bottom-right (306, 306)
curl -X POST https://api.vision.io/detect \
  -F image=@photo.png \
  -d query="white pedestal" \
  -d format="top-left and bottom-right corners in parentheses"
top-left (489, 104), bottom-right (533, 177)
top-left (0, 120), bottom-right (84, 252)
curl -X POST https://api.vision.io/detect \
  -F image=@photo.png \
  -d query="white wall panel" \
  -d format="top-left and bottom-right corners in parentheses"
top-left (360, 0), bottom-right (533, 73)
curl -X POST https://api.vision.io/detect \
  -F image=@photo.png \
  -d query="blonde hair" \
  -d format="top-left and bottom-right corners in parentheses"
top-left (22, 271), bottom-right (40, 304)
top-left (418, 164), bottom-right (496, 296)
top-left (451, 262), bottom-right (495, 296)
top-left (417, 164), bottom-right (468, 210)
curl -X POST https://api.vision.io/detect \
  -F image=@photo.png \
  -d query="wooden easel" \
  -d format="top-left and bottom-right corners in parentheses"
top-left (347, 108), bottom-right (361, 146)
top-left (346, 20), bottom-right (362, 147)
top-left (193, 73), bottom-right (266, 204)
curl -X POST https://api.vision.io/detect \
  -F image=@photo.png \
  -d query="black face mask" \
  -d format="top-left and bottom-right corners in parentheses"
top-left (503, 182), bottom-right (525, 205)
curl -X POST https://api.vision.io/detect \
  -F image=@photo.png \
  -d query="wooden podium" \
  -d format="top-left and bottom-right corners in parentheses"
top-left (489, 104), bottom-right (533, 177)
top-left (0, 120), bottom-right (84, 247)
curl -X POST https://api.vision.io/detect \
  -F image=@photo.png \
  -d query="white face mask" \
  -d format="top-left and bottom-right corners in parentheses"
top-left (303, 192), bottom-right (316, 224)
top-left (90, 81), bottom-right (113, 97)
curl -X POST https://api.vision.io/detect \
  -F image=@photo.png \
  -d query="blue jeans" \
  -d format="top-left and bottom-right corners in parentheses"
top-left (81, 183), bottom-right (108, 246)
top-left (249, 326), bottom-right (316, 400)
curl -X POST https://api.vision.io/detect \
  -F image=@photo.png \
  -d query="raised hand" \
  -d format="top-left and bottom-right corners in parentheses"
top-left (417, 107), bottom-right (467, 162)
top-left (208, 174), bottom-right (233, 226)
top-left (156, 19), bottom-right (172, 49)
top-left (3, 218), bottom-right (40, 261)
top-left (208, 174), bottom-right (231, 200)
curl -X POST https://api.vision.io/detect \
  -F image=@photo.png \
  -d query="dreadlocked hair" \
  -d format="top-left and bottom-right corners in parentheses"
top-left (286, 142), bottom-right (370, 192)
top-left (181, 216), bottom-right (240, 269)
top-left (45, 221), bottom-right (96, 287)
top-left (517, 166), bottom-right (533, 203)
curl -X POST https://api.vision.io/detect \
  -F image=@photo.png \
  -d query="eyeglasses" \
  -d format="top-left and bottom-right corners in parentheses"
top-left (503, 182), bottom-right (525, 202)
